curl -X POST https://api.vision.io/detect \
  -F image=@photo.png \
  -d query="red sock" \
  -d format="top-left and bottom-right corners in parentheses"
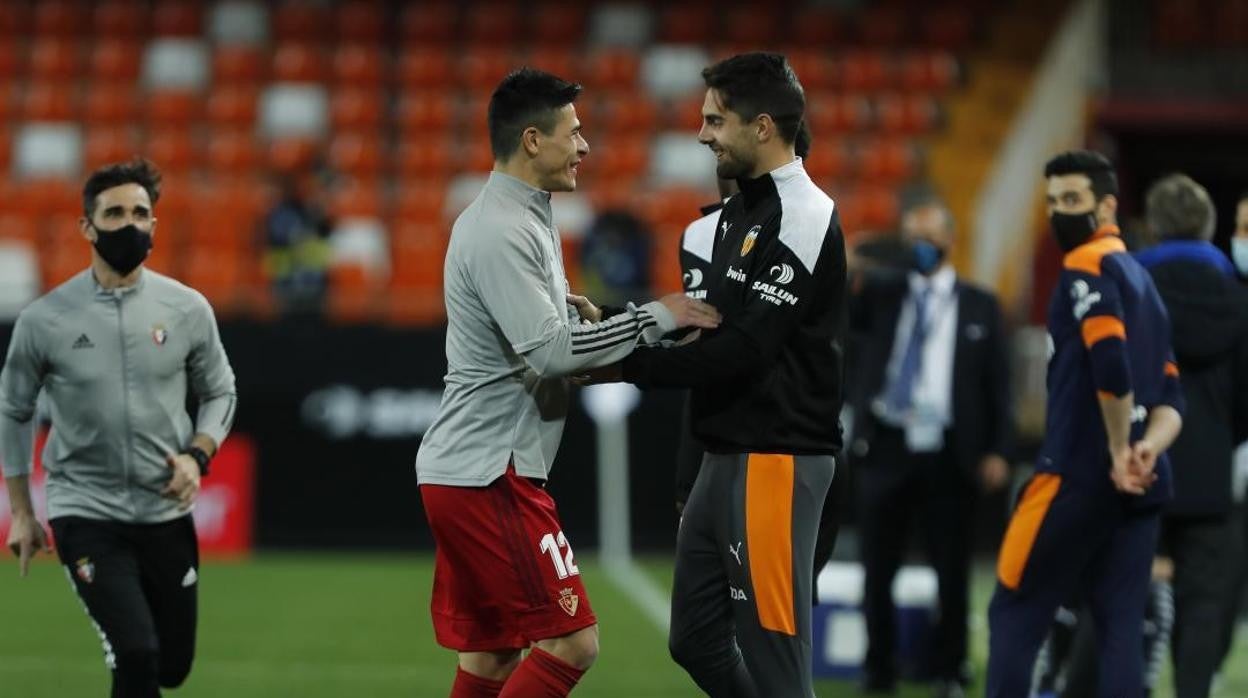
top-left (451, 666), bottom-right (506, 698)
top-left (497, 647), bottom-right (585, 698)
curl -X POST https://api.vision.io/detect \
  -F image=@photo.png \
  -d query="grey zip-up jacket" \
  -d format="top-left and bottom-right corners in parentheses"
top-left (416, 172), bottom-right (676, 487)
top-left (0, 269), bottom-right (237, 523)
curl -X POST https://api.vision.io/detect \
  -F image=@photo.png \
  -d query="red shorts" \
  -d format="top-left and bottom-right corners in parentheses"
top-left (420, 466), bottom-right (597, 652)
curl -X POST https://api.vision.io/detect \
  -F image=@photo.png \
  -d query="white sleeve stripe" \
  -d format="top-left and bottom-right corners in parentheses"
top-left (570, 314), bottom-right (638, 339)
top-left (570, 319), bottom-right (658, 355)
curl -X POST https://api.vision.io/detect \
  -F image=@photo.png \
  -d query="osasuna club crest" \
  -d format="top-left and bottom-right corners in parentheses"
top-left (558, 587), bottom-right (579, 616)
top-left (75, 557), bottom-right (94, 584)
top-left (151, 324), bottom-right (168, 346)
top-left (740, 225), bottom-right (762, 256)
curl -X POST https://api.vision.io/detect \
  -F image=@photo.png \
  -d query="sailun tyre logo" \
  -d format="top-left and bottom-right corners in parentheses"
top-left (769, 263), bottom-right (795, 285)
top-left (683, 268), bottom-right (704, 289)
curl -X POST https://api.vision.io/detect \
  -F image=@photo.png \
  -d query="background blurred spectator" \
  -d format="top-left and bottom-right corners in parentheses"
top-left (578, 210), bottom-right (652, 307)
top-left (263, 167), bottom-right (334, 314)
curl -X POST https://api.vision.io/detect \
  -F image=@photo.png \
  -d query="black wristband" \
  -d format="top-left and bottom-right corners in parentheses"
top-left (184, 446), bottom-right (211, 477)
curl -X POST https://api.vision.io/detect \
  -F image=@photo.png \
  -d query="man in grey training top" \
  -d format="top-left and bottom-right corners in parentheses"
top-left (415, 68), bottom-right (720, 697)
top-left (1, 158), bottom-right (237, 698)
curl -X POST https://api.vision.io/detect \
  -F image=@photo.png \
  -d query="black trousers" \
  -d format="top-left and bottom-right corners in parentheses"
top-left (859, 425), bottom-right (974, 685)
top-left (51, 515), bottom-right (199, 698)
top-left (1162, 514), bottom-right (1238, 698)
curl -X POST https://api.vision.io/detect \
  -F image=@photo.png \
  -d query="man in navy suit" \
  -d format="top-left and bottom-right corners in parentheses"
top-left (850, 194), bottom-right (1013, 697)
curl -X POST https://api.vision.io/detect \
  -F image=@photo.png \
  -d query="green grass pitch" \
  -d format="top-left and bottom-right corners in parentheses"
top-left (1, 554), bottom-right (1245, 697)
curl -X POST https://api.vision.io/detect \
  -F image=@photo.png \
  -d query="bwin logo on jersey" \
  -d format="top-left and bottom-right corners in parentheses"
top-left (683, 268), bottom-right (704, 289)
top-left (769, 263), bottom-right (795, 285)
top-left (1070, 279), bottom-right (1102, 320)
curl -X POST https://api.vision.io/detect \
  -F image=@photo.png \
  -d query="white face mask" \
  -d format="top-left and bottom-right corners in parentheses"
top-left (1233, 237), bottom-right (1248, 277)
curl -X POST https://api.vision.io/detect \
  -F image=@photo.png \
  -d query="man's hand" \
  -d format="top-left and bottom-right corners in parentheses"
top-left (163, 454), bottom-right (201, 509)
top-left (570, 363), bottom-right (623, 386)
top-left (1109, 443), bottom-right (1154, 495)
top-left (1131, 438), bottom-right (1159, 478)
top-left (978, 453), bottom-right (1010, 492)
top-left (659, 293), bottom-right (721, 330)
top-left (566, 294), bottom-right (602, 323)
top-left (7, 513), bottom-right (50, 578)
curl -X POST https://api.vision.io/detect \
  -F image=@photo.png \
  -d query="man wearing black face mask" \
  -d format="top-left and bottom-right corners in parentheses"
top-left (986, 150), bottom-right (1185, 698)
top-left (848, 194), bottom-right (1012, 697)
top-left (0, 159), bottom-right (237, 697)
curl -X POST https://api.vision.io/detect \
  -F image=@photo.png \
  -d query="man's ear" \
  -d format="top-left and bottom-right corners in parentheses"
top-left (521, 126), bottom-right (541, 157)
top-left (1097, 194), bottom-right (1118, 225)
top-left (79, 216), bottom-right (95, 242)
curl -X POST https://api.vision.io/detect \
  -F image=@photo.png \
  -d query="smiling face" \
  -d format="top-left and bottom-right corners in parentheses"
top-left (531, 103), bottom-right (589, 193)
top-left (698, 88), bottom-right (758, 180)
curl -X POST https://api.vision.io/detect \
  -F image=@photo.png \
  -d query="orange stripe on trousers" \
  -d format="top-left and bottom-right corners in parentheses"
top-left (996, 473), bottom-right (1061, 590)
top-left (746, 453), bottom-right (796, 636)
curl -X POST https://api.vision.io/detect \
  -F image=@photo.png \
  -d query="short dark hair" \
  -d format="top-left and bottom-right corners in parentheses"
top-left (702, 52), bottom-right (806, 144)
top-left (83, 158), bottom-right (162, 216)
top-left (794, 120), bottom-right (812, 159)
top-left (1146, 173), bottom-right (1216, 241)
top-left (487, 68), bottom-right (582, 161)
top-left (1043, 149), bottom-right (1118, 200)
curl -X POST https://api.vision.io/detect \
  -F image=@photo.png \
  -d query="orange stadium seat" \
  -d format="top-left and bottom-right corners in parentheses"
top-left (803, 141), bottom-right (851, 180)
top-left (807, 94), bottom-right (874, 134)
top-left (328, 134), bottom-right (386, 181)
top-left (399, 3), bottom-right (457, 45)
top-left (921, 9), bottom-right (974, 50)
top-left (584, 50), bottom-right (640, 91)
top-left (272, 43), bottom-right (327, 83)
top-left (336, 2), bottom-right (386, 44)
top-left (205, 130), bottom-right (259, 175)
top-left (460, 49), bottom-right (516, 92)
top-left (899, 51), bottom-right (960, 93)
top-left (395, 92), bottom-right (454, 133)
top-left (858, 7), bottom-right (910, 46)
top-left (532, 4), bottom-right (587, 44)
top-left (0, 3), bottom-right (28, 37)
top-left (266, 138), bottom-right (320, 173)
top-left (143, 129), bottom-right (200, 176)
top-left (840, 51), bottom-right (893, 92)
top-left (666, 94), bottom-right (707, 132)
top-left (194, 178), bottom-right (270, 221)
top-left (390, 219), bottom-right (448, 289)
top-left (465, 4), bottom-right (521, 45)
top-left (858, 138), bottom-right (918, 184)
top-left (152, 1), bottom-right (203, 37)
top-left (34, 1), bottom-right (85, 38)
top-left (0, 127), bottom-right (10, 172)
top-left (186, 208), bottom-right (249, 252)
top-left (525, 48), bottom-right (578, 81)
top-left (212, 45), bottom-right (266, 86)
top-left (89, 40), bottom-right (143, 83)
top-left (145, 90), bottom-right (200, 128)
top-left (94, 0), bottom-right (148, 39)
top-left (658, 6), bottom-right (714, 44)
top-left (597, 94), bottom-right (658, 134)
top-left (29, 39), bottom-right (81, 82)
top-left (589, 135), bottom-right (649, 180)
top-left (0, 213), bottom-right (38, 245)
top-left (83, 86), bottom-right (139, 126)
top-left (396, 48), bottom-right (455, 90)
top-left (856, 186), bottom-right (901, 231)
top-left (84, 127), bottom-right (141, 168)
top-left (21, 84), bottom-right (78, 121)
top-left (876, 94), bottom-right (941, 135)
top-left (205, 86), bottom-right (258, 129)
top-left (461, 141), bottom-right (495, 175)
top-left (384, 290), bottom-right (445, 326)
top-left (272, 3), bottom-right (331, 43)
top-left (333, 45), bottom-right (387, 88)
top-left (460, 92), bottom-right (492, 139)
top-left (0, 42), bottom-right (20, 80)
top-left (23, 180), bottom-right (80, 218)
top-left (787, 51), bottom-right (838, 91)
top-left (791, 7), bottom-right (844, 47)
top-left (394, 142), bottom-right (455, 181)
top-left (182, 251), bottom-right (244, 306)
top-left (330, 89), bottom-right (385, 132)
top-left (329, 181), bottom-right (385, 218)
top-left (0, 84), bottom-right (16, 122)
top-left (393, 180), bottom-right (450, 223)
top-left (723, 6), bottom-right (779, 46)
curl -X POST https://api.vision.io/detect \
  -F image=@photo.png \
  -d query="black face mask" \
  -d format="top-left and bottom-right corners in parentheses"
top-left (1050, 210), bottom-right (1099, 252)
top-left (91, 223), bottom-right (152, 276)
